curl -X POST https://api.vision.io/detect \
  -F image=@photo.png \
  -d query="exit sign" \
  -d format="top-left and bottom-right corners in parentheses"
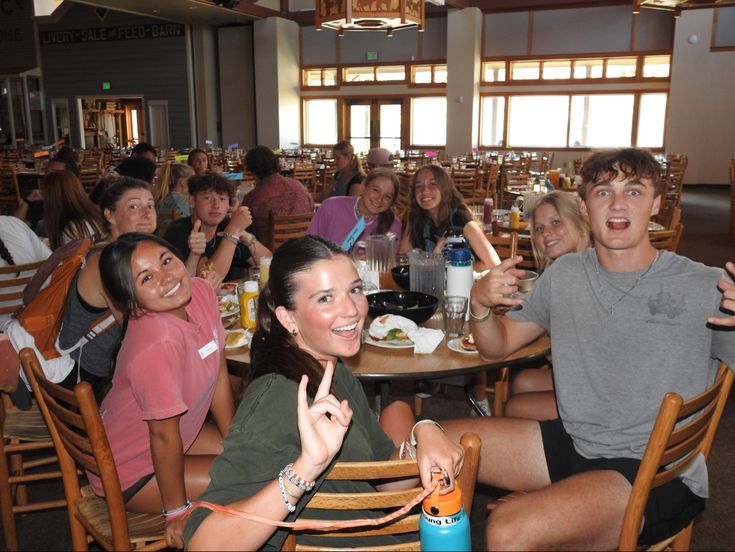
top-left (366, 51), bottom-right (378, 61)
top-left (101, 81), bottom-right (111, 90)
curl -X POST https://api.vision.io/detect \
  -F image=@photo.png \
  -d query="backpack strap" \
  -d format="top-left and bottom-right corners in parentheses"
top-left (56, 312), bottom-right (117, 356)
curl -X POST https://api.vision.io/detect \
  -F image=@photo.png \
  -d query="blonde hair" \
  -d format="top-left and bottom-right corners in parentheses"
top-left (154, 161), bottom-right (194, 204)
top-left (529, 191), bottom-right (590, 269)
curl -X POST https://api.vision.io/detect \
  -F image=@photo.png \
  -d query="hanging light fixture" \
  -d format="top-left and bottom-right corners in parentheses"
top-left (315, 0), bottom-right (424, 34)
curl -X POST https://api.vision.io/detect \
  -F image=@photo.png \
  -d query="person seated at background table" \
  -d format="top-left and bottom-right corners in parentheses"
top-left (365, 147), bottom-right (395, 171)
top-left (502, 191), bottom-right (590, 421)
top-left (399, 164), bottom-right (501, 414)
top-left (117, 155), bottom-right (156, 184)
top-left (41, 170), bottom-right (106, 249)
top-left (46, 146), bottom-right (81, 176)
top-left (97, 233), bottom-right (234, 550)
top-left (154, 161), bottom-right (194, 220)
top-left (319, 140), bottom-right (366, 200)
top-left (307, 168), bottom-right (401, 253)
top-left (0, 216), bottom-right (51, 329)
top-left (241, 145), bottom-right (314, 244)
top-left (184, 235), bottom-right (464, 550)
top-left (470, 147), bottom-right (735, 549)
top-left (130, 142), bottom-right (158, 163)
top-left (164, 172), bottom-right (270, 280)
top-left (188, 148), bottom-right (209, 175)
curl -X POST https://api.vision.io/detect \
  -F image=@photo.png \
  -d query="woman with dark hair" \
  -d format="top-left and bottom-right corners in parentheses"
top-left (41, 170), bottom-right (106, 249)
top-left (320, 140), bottom-right (366, 199)
top-left (307, 168), bottom-right (401, 251)
top-left (399, 165), bottom-right (500, 268)
top-left (96, 232), bottom-right (233, 550)
top-left (187, 148), bottom-right (209, 175)
top-left (184, 235), bottom-right (464, 550)
top-left (242, 145), bottom-right (314, 243)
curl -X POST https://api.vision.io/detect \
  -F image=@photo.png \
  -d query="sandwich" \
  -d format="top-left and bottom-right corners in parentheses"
top-left (225, 329), bottom-right (249, 348)
top-left (459, 333), bottom-right (477, 352)
top-left (368, 315), bottom-right (418, 343)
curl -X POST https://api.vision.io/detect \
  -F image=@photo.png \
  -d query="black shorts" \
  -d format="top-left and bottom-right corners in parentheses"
top-left (540, 418), bottom-right (705, 545)
top-left (122, 473), bottom-right (155, 503)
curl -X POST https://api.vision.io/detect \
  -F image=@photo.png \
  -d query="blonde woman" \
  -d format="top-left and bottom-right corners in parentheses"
top-left (321, 140), bottom-right (366, 199)
top-left (155, 162), bottom-right (195, 221)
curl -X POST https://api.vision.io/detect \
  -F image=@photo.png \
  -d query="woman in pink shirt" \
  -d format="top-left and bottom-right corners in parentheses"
top-left (97, 232), bottom-right (234, 549)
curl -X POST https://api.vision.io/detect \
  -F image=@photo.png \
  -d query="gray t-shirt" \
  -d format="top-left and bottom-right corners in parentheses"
top-left (509, 249), bottom-right (735, 462)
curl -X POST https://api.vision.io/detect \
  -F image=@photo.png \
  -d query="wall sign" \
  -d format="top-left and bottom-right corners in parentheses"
top-left (39, 22), bottom-right (185, 45)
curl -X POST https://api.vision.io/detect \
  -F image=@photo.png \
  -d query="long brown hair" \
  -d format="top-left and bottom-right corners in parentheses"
top-left (361, 168), bottom-right (399, 236)
top-left (41, 170), bottom-right (105, 250)
top-left (407, 165), bottom-right (469, 250)
top-left (333, 140), bottom-right (365, 178)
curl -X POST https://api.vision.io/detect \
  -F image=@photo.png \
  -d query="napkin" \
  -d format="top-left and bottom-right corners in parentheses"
top-left (368, 314), bottom-right (418, 340)
top-left (407, 328), bottom-right (445, 354)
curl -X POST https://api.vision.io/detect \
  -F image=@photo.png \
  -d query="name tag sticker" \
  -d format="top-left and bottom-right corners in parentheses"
top-left (198, 340), bottom-right (218, 359)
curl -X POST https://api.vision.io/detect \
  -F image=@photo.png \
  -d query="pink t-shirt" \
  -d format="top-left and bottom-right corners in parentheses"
top-left (88, 277), bottom-right (224, 495)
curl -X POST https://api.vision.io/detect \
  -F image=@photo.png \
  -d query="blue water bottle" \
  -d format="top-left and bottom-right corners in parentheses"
top-left (419, 479), bottom-right (471, 551)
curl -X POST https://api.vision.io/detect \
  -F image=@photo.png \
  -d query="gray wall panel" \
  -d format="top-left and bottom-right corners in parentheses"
top-left (339, 28), bottom-right (418, 63)
top-left (484, 12), bottom-right (528, 57)
top-left (302, 27), bottom-right (337, 65)
top-left (634, 9), bottom-right (674, 51)
top-left (532, 7), bottom-right (631, 55)
top-left (38, 3), bottom-right (191, 148)
top-left (714, 6), bottom-right (735, 47)
top-left (421, 17), bottom-right (447, 60)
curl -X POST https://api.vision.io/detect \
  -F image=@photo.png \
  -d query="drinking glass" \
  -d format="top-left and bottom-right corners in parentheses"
top-left (408, 250), bottom-right (445, 299)
top-left (443, 296), bottom-right (468, 338)
top-left (366, 234), bottom-right (394, 273)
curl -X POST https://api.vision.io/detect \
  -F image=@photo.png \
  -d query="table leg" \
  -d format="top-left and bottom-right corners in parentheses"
top-left (372, 381), bottom-right (390, 414)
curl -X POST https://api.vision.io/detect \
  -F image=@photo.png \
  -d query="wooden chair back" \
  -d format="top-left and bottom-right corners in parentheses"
top-left (451, 168), bottom-right (479, 200)
top-left (619, 363), bottom-right (734, 550)
top-left (18, 348), bottom-right (165, 551)
top-left (480, 162), bottom-right (501, 204)
top-left (293, 162), bottom-right (319, 194)
top-left (0, 260), bottom-right (46, 316)
top-left (282, 432), bottom-right (481, 551)
top-left (489, 232), bottom-right (537, 270)
top-left (267, 211), bottom-right (314, 253)
top-left (662, 154), bottom-right (688, 208)
top-left (649, 223), bottom-right (684, 253)
top-left (0, 165), bottom-right (21, 215)
top-left (499, 172), bottom-right (531, 209)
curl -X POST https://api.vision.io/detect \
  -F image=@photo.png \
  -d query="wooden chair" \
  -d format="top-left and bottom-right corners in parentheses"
top-left (451, 168), bottom-right (479, 200)
top-left (652, 204), bottom-right (681, 231)
top-left (662, 154), bottom-right (688, 209)
top-left (489, 363), bottom-right (734, 551)
top-left (499, 171), bottom-right (531, 210)
top-left (479, 162), bottom-right (501, 204)
top-left (0, 259), bottom-right (46, 319)
top-left (281, 432), bottom-right (482, 551)
top-left (650, 223), bottom-right (684, 253)
top-left (0, 165), bottom-right (21, 215)
top-left (488, 232), bottom-right (537, 271)
top-left (267, 211), bottom-right (314, 253)
top-left (293, 162), bottom-right (319, 194)
top-left (19, 347), bottom-right (166, 551)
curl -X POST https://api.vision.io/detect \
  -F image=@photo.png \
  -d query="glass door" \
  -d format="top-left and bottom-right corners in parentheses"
top-left (347, 99), bottom-right (402, 155)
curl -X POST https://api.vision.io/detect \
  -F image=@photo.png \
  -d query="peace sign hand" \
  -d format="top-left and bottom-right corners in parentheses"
top-left (295, 361), bottom-right (353, 482)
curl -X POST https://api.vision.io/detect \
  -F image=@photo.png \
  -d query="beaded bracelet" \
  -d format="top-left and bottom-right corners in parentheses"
top-left (409, 419), bottom-right (445, 447)
top-left (283, 463), bottom-right (315, 492)
top-left (399, 440), bottom-right (417, 460)
top-left (162, 500), bottom-right (192, 520)
top-left (277, 469), bottom-right (297, 513)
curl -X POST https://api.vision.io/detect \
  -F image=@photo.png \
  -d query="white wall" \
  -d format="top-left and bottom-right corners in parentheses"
top-left (667, 9), bottom-right (735, 185)
top-left (190, 24), bottom-right (220, 147)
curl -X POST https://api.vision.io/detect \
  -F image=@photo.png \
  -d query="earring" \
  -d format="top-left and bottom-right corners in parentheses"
top-left (291, 328), bottom-right (298, 337)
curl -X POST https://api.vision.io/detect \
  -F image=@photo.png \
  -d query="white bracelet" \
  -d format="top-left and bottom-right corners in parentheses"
top-left (277, 470), bottom-right (297, 513)
top-left (409, 419), bottom-right (444, 447)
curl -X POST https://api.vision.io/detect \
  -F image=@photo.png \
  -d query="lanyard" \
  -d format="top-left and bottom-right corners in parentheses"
top-left (341, 216), bottom-right (366, 251)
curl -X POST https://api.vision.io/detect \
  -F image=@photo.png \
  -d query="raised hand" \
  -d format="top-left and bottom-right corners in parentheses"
top-left (708, 261), bottom-right (735, 327)
top-left (188, 219), bottom-right (207, 256)
top-left (471, 255), bottom-right (526, 311)
top-left (295, 361), bottom-right (352, 479)
top-left (229, 205), bottom-right (253, 234)
top-left (414, 424), bottom-right (464, 493)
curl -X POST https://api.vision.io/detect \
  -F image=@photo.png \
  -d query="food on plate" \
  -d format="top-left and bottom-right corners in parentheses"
top-left (199, 261), bottom-right (215, 278)
top-left (368, 314), bottom-right (417, 343)
top-left (217, 282), bottom-right (237, 297)
top-left (459, 333), bottom-right (477, 352)
top-left (225, 329), bottom-right (250, 348)
top-left (219, 296), bottom-right (238, 315)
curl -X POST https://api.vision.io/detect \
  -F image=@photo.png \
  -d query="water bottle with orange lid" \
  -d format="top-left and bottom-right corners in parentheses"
top-left (419, 473), bottom-right (471, 551)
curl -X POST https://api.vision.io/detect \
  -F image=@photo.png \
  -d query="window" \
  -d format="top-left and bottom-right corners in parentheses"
top-left (303, 99), bottom-right (338, 145)
top-left (411, 64), bottom-right (448, 84)
top-left (569, 94), bottom-right (634, 147)
top-left (483, 61), bottom-right (506, 82)
top-left (508, 96), bottom-right (569, 148)
top-left (376, 66), bottom-right (405, 82)
top-left (344, 67), bottom-right (375, 83)
top-left (605, 57), bottom-right (637, 78)
top-left (302, 68), bottom-right (338, 87)
top-left (511, 61), bottom-right (540, 81)
top-left (573, 59), bottom-right (604, 79)
top-left (542, 60), bottom-right (571, 80)
top-left (411, 97), bottom-right (446, 146)
top-left (480, 96), bottom-right (506, 147)
top-left (637, 93), bottom-right (667, 148)
top-left (642, 55), bottom-right (670, 78)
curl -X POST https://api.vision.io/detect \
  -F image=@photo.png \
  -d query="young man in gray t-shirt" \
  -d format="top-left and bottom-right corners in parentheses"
top-left (439, 148), bottom-right (735, 549)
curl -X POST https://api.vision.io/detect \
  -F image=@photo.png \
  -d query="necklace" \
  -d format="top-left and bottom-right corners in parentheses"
top-left (593, 250), bottom-right (660, 315)
top-left (354, 199), bottom-right (377, 224)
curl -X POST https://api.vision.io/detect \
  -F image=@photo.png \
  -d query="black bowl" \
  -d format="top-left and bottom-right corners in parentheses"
top-left (390, 265), bottom-right (410, 290)
top-left (367, 291), bottom-right (439, 325)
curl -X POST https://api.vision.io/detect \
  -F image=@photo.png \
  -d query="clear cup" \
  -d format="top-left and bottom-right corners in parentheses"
top-left (259, 256), bottom-right (272, 289)
top-left (443, 296), bottom-right (468, 338)
top-left (366, 234), bottom-right (394, 273)
top-left (248, 266), bottom-right (261, 285)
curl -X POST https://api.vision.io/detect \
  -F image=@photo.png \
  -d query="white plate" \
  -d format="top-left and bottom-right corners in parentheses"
top-left (364, 335), bottom-right (414, 349)
top-left (447, 338), bottom-right (478, 354)
top-left (225, 329), bottom-right (251, 349)
top-left (648, 221), bottom-right (665, 232)
top-left (219, 295), bottom-right (240, 318)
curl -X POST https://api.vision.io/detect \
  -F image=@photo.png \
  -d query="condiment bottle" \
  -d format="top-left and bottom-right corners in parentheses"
top-left (239, 280), bottom-right (259, 330)
top-left (483, 197), bottom-right (493, 232)
top-left (419, 477), bottom-right (471, 551)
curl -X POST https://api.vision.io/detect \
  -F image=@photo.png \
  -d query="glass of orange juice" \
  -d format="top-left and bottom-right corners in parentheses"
top-left (259, 256), bottom-right (272, 289)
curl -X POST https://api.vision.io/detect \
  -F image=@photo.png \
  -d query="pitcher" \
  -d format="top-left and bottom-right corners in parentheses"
top-left (408, 249), bottom-right (445, 299)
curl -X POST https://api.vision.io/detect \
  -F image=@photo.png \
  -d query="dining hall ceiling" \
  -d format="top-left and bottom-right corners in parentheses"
top-left (64, 0), bottom-right (733, 26)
